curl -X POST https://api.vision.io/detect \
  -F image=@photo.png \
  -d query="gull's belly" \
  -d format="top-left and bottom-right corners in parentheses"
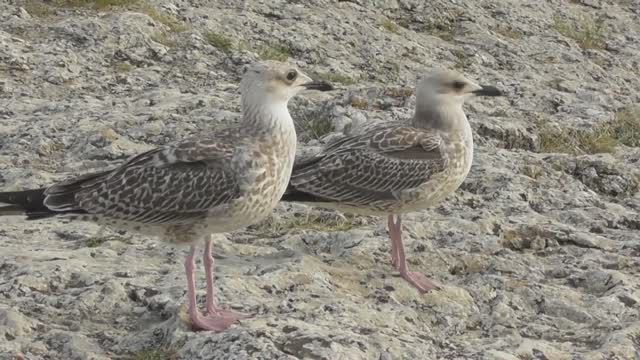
top-left (396, 168), bottom-right (468, 213)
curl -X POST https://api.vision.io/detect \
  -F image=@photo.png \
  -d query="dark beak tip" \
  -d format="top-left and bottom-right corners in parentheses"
top-left (304, 81), bottom-right (335, 92)
top-left (474, 85), bottom-right (503, 97)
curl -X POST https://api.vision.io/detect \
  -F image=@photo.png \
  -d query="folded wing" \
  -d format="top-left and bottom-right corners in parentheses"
top-left (286, 125), bottom-right (447, 207)
top-left (42, 133), bottom-right (243, 224)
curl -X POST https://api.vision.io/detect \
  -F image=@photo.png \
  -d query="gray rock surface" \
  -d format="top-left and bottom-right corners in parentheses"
top-left (1, 0), bottom-right (639, 359)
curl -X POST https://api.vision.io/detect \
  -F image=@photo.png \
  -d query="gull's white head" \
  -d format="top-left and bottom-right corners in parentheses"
top-left (413, 69), bottom-right (503, 130)
top-left (416, 69), bottom-right (502, 108)
top-left (240, 61), bottom-right (333, 108)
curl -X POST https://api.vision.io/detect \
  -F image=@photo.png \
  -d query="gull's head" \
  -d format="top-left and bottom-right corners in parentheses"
top-left (240, 61), bottom-right (333, 107)
top-left (417, 70), bottom-right (502, 107)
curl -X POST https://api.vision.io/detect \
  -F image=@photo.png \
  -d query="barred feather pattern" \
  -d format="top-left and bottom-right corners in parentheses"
top-left (34, 106), bottom-right (297, 243)
top-left (287, 122), bottom-right (472, 214)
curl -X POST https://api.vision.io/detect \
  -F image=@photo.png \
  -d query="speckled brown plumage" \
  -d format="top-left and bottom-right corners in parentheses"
top-left (0, 60), bottom-right (334, 332)
top-left (283, 69), bottom-right (503, 293)
top-left (288, 124), bottom-right (450, 213)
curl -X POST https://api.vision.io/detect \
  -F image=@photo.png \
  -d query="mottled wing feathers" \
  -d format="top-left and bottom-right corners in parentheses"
top-left (44, 170), bottom-right (112, 211)
top-left (289, 125), bottom-right (447, 206)
top-left (44, 132), bottom-right (243, 224)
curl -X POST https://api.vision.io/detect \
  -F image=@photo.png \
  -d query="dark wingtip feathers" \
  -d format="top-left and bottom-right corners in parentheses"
top-left (280, 185), bottom-right (329, 203)
top-left (0, 188), bottom-right (57, 219)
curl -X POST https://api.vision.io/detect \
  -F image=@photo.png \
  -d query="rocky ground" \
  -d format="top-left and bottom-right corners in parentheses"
top-left (1, 0), bottom-right (640, 359)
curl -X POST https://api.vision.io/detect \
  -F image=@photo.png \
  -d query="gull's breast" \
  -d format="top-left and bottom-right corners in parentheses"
top-left (397, 133), bottom-right (473, 213)
top-left (234, 131), bottom-right (297, 221)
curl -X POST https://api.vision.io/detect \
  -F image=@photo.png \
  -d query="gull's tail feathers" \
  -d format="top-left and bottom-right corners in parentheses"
top-left (0, 170), bottom-right (109, 220)
top-left (280, 183), bottom-right (331, 204)
top-left (0, 188), bottom-right (57, 220)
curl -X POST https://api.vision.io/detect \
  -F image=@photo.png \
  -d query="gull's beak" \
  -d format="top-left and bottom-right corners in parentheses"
top-left (302, 80), bottom-right (334, 92)
top-left (472, 85), bottom-right (503, 97)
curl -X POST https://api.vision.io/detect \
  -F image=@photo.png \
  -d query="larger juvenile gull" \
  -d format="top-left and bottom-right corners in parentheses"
top-left (282, 70), bottom-right (502, 293)
top-left (0, 61), bottom-right (333, 331)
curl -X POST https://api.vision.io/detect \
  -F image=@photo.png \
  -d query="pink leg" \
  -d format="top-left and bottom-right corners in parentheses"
top-left (184, 244), bottom-right (243, 332)
top-left (388, 214), bottom-right (441, 293)
top-left (203, 237), bottom-right (218, 315)
top-left (388, 215), bottom-right (400, 269)
top-left (203, 237), bottom-right (247, 319)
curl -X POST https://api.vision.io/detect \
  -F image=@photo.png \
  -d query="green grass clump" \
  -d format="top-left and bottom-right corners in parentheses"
top-left (86, 236), bottom-right (107, 248)
top-left (451, 49), bottom-right (473, 70)
top-left (495, 24), bottom-right (524, 39)
top-left (553, 15), bottom-right (606, 50)
top-left (128, 348), bottom-right (178, 360)
top-left (37, 0), bottom-right (186, 33)
top-left (304, 117), bottom-right (334, 140)
top-left (350, 98), bottom-right (369, 109)
top-left (52, 0), bottom-right (131, 9)
top-left (86, 235), bottom-right (130, 248)
top-left (538, 123), bottom-right (616, 154)
top-left (258, 44), bottom-right (291, 61)
top-left (385, 87), bottom-right (414, 98)
top-left (150, 32), bottom-right (176, 47)
top-left (537, 107), bottom-right (640, 155)
top-left (250, 213), bottom-right (361, 238)
top-left (204, 31), bottom-right (233, 52)
top-left (611, 106), bottom-right (640, 147)
top-left (573, 130), bottom-right (618, 154)
top-left (114, 62), bottom-right (133, 72)
top-left (51, 0), bottom-right (139, 10)
top-left (137, 1), bottom-right (186, 32)
top-left (420, 12), bottom-right (460, 42)
top-left (381, 19), bottom-right (400, 33)
top-left (317, 71), bottom-right (357, 86)
top-left (23, 0), bottom-right (53, 17)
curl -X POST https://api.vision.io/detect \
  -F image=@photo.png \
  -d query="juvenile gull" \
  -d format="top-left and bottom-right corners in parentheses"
top-left (282, 70), bottom-right (502, 293)
top-left (0, 61), bottom-right (333, 331)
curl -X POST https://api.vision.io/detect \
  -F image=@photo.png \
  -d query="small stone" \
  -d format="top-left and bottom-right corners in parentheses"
top-left (17, 7), bottom-right (31, 19)
top-left (132, 306), bottom-right (147, 315)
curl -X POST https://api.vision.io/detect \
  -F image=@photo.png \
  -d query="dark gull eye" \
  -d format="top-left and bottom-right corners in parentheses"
top-left (286, 70), bottom-right (297, 81)
top-left (452, 80), bottom-right (466, 91)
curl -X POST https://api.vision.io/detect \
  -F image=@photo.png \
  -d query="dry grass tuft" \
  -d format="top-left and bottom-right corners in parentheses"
top-left (30, 0), bottom-right (187, 33)
top-left (381, 19), bottom-right (400, 34)
top-left (258, 44), bottom-right (292, 61)
top-left (553, 15), bottom-right (606, 50)
top-left (304, 117), bottom-right (334, 140)
top-left (537, 107), bottom-right (640, 154)
top-left (350, 98), bottom-right (369, 110)
top-left (250, 212), bottom-right (363, 238)
top-left (317, 71), bottom-right (357, 86)
top-left (128, 348), bottom-right (179, 360)
top-left (204, 31), bottom-right (233, 52)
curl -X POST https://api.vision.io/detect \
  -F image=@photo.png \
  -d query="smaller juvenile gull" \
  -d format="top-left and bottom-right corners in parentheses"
top-left (0, 61), bottom-right (333, 331)
top-left (282, 70), bottom-right (502, 293)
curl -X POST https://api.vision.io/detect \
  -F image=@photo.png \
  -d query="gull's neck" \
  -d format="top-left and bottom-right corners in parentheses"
top-left (241, 98), bottom-right (295, 136)
top-left (412, 99), bottom-right (470, 135)
top-left (414, 97), bottom-right (474, 178)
